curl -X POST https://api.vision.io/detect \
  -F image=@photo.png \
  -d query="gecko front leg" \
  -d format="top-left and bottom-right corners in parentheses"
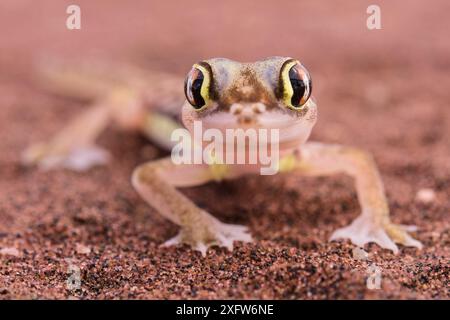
top-left (292, 142), bottom-right (422, 254)
top-left (131, 158), bottom-right (252, 256)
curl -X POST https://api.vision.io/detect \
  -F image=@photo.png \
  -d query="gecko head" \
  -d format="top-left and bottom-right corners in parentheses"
top-left (181, 57), bottom-right (318, 147)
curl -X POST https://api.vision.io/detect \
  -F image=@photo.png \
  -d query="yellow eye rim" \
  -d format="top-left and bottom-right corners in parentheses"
top-left (191, 63), bottom-right (211, 111)
top-left (280, 59), bottom-right (310, 111)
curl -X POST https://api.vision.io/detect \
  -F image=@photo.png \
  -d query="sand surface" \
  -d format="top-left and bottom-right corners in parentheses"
top-left (0, 0), bottom-right (448, 299)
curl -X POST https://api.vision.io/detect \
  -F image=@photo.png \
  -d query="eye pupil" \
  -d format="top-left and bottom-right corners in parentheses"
top-left (191, 77), bottom-right (205, 107)
top-left (192, 77), bottom-right (203, 94)
top-left (289, 65), bottom-right (308, 107)
top-left (185, 68), bottom-right (205, 109)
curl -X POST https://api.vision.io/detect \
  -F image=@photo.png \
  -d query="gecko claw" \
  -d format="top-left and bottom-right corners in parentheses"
top-left (330, 214), bottom-right (422, 254)
top-left (162, 220), bottom-right (252, 256)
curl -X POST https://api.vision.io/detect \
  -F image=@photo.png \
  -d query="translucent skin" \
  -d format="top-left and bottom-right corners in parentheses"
top-left (23, 57), bottom-right (422, 255)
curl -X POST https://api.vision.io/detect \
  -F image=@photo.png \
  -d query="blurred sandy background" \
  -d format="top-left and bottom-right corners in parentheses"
top-left (0, 0), bottom-right (448, 299)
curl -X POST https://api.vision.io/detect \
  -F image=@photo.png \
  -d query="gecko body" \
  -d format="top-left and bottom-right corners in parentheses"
top-left (23, 57), bottom-right (422, 255)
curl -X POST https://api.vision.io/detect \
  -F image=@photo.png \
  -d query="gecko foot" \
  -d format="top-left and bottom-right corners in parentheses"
top-left (22, 144), bottom-right (110, 171)
top-left (162, 219), bottom-right (252, 256)
top-left (330, 214), bottom-right (422, 254)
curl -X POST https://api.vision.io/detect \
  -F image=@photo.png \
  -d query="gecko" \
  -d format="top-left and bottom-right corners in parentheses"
top-left (22, 57), bottom-right (422, 255)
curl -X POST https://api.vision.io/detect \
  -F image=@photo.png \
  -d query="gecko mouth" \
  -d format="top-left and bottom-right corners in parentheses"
top-left (200, 111), bottom-right (314, 148)
top-left (202, 111), bottom-right (295, 129)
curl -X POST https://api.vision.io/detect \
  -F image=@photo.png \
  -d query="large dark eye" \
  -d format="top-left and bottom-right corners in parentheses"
top-left (280, 59), bottom-right (312, 110)
top-left (184, 63), bottom-right (211, 110)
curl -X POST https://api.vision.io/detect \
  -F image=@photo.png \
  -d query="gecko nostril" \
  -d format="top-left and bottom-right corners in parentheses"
top-left (252, 103), bottom-right (266, 114)
top-left (230, 103), bottom-right (243, 115)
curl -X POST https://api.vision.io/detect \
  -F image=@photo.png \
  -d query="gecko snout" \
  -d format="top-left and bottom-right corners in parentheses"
top-left (230, 102), bottom-right (266, 124)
